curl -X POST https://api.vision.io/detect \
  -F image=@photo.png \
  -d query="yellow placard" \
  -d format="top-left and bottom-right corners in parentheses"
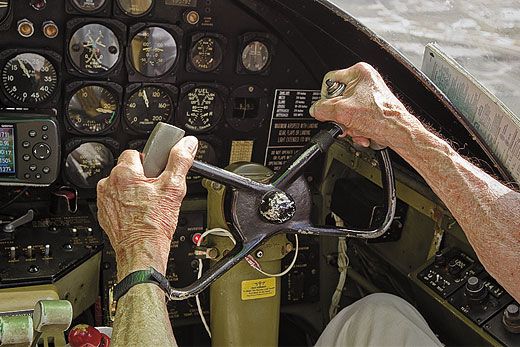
top-left (241, 277), bottom-right (276, 301)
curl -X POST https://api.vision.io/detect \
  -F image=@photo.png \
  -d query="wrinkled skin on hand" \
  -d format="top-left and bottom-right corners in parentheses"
top-left (310, 62), bottom-right (423, 149)
top-left (97, 137), bottom-right (198, 279)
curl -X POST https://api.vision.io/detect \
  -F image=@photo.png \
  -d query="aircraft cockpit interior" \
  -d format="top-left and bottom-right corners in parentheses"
top-left (0, 0), bottom-right (519, 346)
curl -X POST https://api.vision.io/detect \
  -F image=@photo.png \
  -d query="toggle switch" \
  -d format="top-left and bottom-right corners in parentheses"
top-left (27, 245), bottom-right (33, 259)
top-left (9, 246), bottom-right (16, 261)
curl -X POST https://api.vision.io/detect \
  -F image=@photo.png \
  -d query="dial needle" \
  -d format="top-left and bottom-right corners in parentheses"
top-left (96, 107), bottom-right (114, 114)
top-left (18, 59), bottom-right (31, 79)
top-left (142, 89), bottom-right (150, 108)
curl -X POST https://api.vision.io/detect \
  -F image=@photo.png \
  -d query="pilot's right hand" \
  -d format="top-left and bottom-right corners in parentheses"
top-left (309, 62), bottom-right (423, 149)
top-left (96, 137), bottom-right (198, 281)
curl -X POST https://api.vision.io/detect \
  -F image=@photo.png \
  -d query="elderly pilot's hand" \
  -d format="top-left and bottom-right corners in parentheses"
top-left (97, 137), bottom-right (198, 280)
top-left (310, 62), bottom-right (422, 149)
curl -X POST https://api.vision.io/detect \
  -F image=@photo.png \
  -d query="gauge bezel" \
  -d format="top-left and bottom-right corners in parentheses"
top-left (227, 85), bottom-right (268, 133)
top-left (64, 81), bottom-right (122, 136)
top-left (126, 23), bottom-right (183, 83)
top-left (236, 32), bottom-right (276, 75)
top-left (0, 49), bottom-right (61, 108)
top-left (177, 83), bottom-right (228, 135)
top-left (66, 0), bottom-right (110, 16)
top-left (0, 0), bottom-right (13, 30)
top-left (114, 0), bottom-right (155, 17)
top-left (65, 18), bottom-right (126, 78)
top-left (63, 137), bottom-right (120, 190)
top-left (186, 32), bottom-right (228, 74)
top-left (123, 83), bottom-right (178, 134)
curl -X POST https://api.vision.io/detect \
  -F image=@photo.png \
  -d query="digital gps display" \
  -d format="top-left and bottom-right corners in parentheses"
top-left (0, 124), bottom-right (16, 174)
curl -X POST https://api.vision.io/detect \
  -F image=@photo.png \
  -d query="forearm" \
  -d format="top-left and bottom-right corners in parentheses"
top-left (390, 116), bottom-right (520, 301)
top-left (112, 242), bottom-right (176, 346)
top-left (112, 284), bottom-right (176, 347)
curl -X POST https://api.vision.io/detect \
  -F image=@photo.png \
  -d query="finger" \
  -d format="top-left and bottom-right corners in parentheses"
top-left (352, 136), bottom-right (371, 148)
top-left (116, 150), bottom-right (145, 175)
top-left (163, 136), bottom-right (198, 178)
top-left (309, 98), bottom-right (343, 122)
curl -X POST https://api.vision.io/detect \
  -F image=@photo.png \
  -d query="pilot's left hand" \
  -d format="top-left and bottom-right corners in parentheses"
top-left (96, 137), bottom-right (198, 280)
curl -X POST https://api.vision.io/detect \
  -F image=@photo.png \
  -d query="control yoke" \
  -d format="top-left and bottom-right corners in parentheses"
top-left (141, 81), bottom-right (396, 300)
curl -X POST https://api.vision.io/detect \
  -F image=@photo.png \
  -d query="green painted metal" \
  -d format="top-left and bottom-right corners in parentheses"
top-left (204, 163), bottom-right (290, 347)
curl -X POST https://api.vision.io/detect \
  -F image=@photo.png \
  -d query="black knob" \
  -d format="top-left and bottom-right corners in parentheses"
top-left (448, 258), bottom-right (462, 276)
top-left (503, 303), bottom-right (520, 334)
top-left (465, 276), bottom-right (488, 301)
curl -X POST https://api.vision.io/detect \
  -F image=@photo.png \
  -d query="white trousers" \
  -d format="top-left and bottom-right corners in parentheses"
top-left (315, 293), bottom-right (443, 347)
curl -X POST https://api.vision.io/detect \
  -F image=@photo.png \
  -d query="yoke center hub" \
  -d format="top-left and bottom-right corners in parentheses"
top-left (259, 190), bottom-right (296, 224)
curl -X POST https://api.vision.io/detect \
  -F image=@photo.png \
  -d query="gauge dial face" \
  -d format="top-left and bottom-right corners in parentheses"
top-left (67, 85), bottom-right (118, 134)
top-left (1, 53), bottom-right (58, 106)
top-left (65, 142), bottom-right (114, 189)
top-left (190, 36), bottom-right (223, 72)
top-left (125, 86), bottom-right (173, 132)
top-left (241, 41), bottom-right (270, 72)
top-left (71, 0), bottom-right (105, 12)
top-left (117, 0), bottom-right (153, 16)
top-left (179, 87), bottom-right (223, 133)
top-left (129, 27), bottom-right (177, 77)
top-left (69, 23), bottom-right (120, 75)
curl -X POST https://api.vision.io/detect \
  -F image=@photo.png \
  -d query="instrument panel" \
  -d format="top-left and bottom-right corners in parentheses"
top-left (0, 0), bottom-right (308, 194)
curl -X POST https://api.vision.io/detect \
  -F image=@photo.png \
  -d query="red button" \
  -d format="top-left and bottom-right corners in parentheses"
top-left (192, 233), bottom-right (202, 245)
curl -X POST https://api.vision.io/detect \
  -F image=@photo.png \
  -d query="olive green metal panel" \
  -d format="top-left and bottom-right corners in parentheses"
top-left (210, 234), bottom-right (288, 347)
top-left (205, 163), bottom-right (291, 347)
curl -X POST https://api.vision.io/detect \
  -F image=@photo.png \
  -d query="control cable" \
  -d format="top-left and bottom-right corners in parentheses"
top-left (329, 213), bottom-right (349, 320)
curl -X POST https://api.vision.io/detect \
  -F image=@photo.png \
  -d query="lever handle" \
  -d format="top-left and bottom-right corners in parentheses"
top-left (325, 79), bottom-right (386, 150)
top-left (142, 123), bottom-right (271, 193)
top-left (142, 123), bottom-right (186, 178)
top-left (3, 209), bottom-right (34, 233)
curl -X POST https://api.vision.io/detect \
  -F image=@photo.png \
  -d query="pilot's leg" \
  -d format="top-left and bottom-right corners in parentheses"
top-left (316, 293), bottom-right (442, 346)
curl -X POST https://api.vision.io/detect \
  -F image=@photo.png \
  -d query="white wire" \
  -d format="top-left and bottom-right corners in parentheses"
top-left (195, 228), bottom-right (236, 338)
top-left (194, 228), bottom-right (299, 336)
top-left (329, 213), bottom-right (349, 320)
top-left (246, 235), bottom-right (299, 277)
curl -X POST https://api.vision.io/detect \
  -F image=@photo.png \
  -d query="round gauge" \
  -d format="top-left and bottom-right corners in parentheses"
top-left (187, 140), bottom-right (217, 181)
top-left (65, 142), bottom-right (114, 189)
top-left (67, 85), bottom-right (119, 134)
top-left (116, 0), bottom-right (153, 16)
top-left (179, 87), bottom-right (223, 133)
top-left (241, 41), bottom-right (270, 72)
top-left (190, 36), bottom-right (223, 72)
top-left (71, 0), bottom-right (105, 12)
top-left (69, 23), bottom-right (120, 75)
top-left (129, 27), bottom-right (177, 77)
top-left (125, 86), bottom-right (173, 132)
top-left (1, 53), bottom-right (58, 106)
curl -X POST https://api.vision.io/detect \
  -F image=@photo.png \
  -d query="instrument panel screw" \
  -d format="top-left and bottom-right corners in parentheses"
top-left (186, 10), bottom-right (200, 25)
top-left (255, 250), bottom-right (264, 258)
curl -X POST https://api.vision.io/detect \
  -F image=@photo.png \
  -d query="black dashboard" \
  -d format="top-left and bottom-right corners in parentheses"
top-left (0, 1), bottom-right (518, 346)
